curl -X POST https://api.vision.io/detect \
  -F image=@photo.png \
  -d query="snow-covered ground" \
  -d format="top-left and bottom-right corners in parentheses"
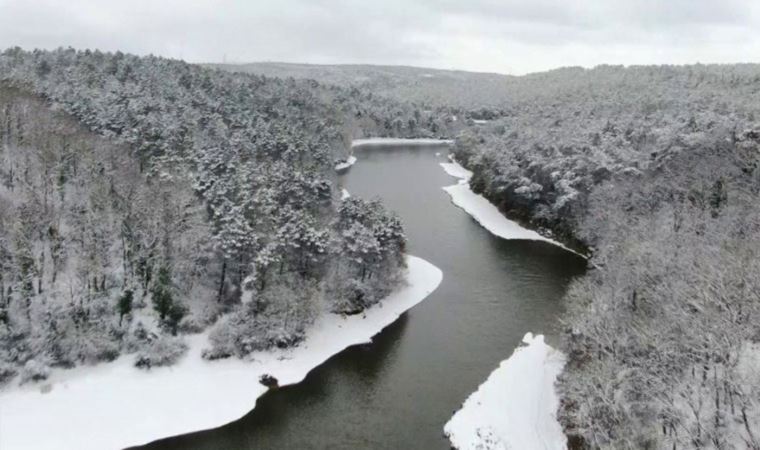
top-left (352, 137), bottom-right (454, 147)
top-left (335, 155), bottom-right (357, 171)
top-left (341, 187), bottom-right (351, 200)
top-left (0, 256), bottom-right (442, 450)
top-left (444, 333), bottom-right (566, 450)
top-left (440, 160), bottom-right (583, 256)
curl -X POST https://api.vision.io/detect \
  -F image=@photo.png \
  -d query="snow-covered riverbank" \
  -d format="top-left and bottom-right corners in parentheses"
top-left (444, 333), bottom-right (566, 450)
top-left (440, 158), bottom-right (578, 449)
top-left (336, 138), bottom-right (452, 174)
top-left (440, 160), bottom-right (583, 256)
top-left (352, 137), bottom-right (453, 147)
top-left (335, 155), bottom-right (357, 171)
top-left (0, 256), bottom-right (442, 450)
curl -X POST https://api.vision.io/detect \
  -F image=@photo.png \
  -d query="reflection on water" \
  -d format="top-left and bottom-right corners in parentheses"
top-left (136, 145), bottom-right (586, 450)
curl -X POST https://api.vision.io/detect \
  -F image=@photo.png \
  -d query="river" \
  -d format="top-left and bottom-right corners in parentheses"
top-left (136, 143), bottom-right (587, 449)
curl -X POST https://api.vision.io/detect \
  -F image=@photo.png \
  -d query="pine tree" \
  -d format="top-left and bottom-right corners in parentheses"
top-left (117, 289), bottom-right (133, 326)
top-left (151, 265), bottom-right (173, 322)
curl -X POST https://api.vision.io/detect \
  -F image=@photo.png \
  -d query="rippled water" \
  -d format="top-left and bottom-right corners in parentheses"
top-left (137, 144), bottom-right (586, 450)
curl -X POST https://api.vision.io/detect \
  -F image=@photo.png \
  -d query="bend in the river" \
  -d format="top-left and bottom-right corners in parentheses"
top-left (138, 142), bottom-right (586, 450)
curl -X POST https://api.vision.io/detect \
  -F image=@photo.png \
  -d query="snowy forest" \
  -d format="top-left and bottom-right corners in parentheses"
top-left (0, 47), bottom-right (457, 382)
top-left (449, 65), bottom-right (760, 448)
top-left (4, 46), bottom-right (760, 449)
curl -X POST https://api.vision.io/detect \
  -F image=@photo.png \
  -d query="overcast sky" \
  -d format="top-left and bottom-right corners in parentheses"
top-left (2, 0), bottom-right (760, 75)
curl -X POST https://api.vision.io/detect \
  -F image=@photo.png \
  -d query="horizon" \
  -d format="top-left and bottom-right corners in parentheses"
top-left (3, 0), bottom-right (760, 75)
top-left (6, 45), bottom-right (760, 78)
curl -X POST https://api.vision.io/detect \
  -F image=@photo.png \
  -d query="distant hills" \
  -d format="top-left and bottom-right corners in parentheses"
top-left (208, 62), bottom-right (516, 108)
top-left (211, 61), bottom-right (760, 113)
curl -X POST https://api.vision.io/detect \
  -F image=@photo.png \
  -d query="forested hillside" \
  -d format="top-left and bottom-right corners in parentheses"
top-left (4, 48), bottom-right (760, 448)
top-left (451, 64), bottom-right (760, 448)
top-left (212, 61), bottom-right (516, 110)
top-left (0, 48), bottom-right (425, 382)
top-left (451, 64), bottom-right (760, 247)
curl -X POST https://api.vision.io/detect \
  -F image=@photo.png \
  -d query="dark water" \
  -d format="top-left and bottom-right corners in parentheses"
top-left (137, 144), bottom-right (587, 450)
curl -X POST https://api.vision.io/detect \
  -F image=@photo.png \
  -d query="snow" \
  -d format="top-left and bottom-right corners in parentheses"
top-left (444, 333), bottom-right (567, 450)
top-left (351, 137), bottom-right (454, 147)
top-left (0, 255), bottom-right (442, 450)
top-left (335, 155), bottom-right (357, 171)
top-left (472, 119), bottom-right (490, 124)
top-left (443, 182), bottom-right (581, 255)
top-left (440, 162), bottom-right (473, 181)
top-left (341, 188), bottom-right (351, 200)
top-left (440, 160), bottom-right (583, 256)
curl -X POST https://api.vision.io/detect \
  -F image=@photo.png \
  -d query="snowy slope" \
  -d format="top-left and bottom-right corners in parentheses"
top-left (444, 333), bottom-right (566, 450)
top-left (0, 256), bottom-right (442, 450)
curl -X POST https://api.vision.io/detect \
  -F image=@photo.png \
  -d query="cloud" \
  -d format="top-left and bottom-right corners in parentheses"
top-left (1, 0), bottom-right (759, 74)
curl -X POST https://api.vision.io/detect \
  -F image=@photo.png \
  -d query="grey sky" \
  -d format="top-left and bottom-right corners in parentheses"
top-left (1, 0), bottom-right (759, 75)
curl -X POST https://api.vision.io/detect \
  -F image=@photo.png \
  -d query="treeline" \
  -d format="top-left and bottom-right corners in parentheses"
top-left (215, 62), bottom-right (492, 130)
top-left (451, 64), bottom-right (760, 448)
top-left (0, 48), bottom-right (408, 383)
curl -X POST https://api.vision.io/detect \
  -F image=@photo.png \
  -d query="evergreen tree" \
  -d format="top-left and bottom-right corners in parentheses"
top-left (151, 265), bottom-right (174, 322)
top-left (116, 289), bottom-right (133, 326)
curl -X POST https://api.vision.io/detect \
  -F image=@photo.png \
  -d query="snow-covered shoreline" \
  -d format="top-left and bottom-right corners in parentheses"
top-left (352, 137), bottom-right (454, 147)
top-left (0, 255), bottom-right (442, 450)
top-left (439, 160), bottom-right (584, 257)
top-left (440, 161), bottom-right (473, 180)
top-left (335, 138), bottom-right (452, 173)
top-left (444, 333), bottom-right (566, 450)
top-left (335, 155), bottom-right (357, 171)
top-left (440, 159), bottom-right (576, 449)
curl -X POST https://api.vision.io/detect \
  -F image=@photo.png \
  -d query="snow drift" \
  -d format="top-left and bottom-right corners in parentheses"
top-left (444, 333), bottom-right (566, 450)
top-left (0, 256), bottom-right (442, 450)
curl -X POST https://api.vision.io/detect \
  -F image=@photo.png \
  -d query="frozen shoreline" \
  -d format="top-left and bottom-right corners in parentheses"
top-left (0, 255), bottom-right (442, 450)
top-left (439, 160), bottom-right (583, 256)
top-left (444, 333), bottom-right (566, 450)
top-left (352, 137), bottom-right (453, 147)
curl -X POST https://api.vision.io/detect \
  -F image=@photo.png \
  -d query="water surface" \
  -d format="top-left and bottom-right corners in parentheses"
top-left (137, 144), bottom-right (586, 449)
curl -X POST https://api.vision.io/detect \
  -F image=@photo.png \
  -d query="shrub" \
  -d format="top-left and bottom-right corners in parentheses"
top-left (204, 279), bottom-right (318, 359)
top-left (20, 359), bottom-right (50, 384)
top-left (0, 360), bottom-right (18, 385)
top-left (117, 289), bottom-right (133, 326)
top-left (134, 335), bottom-right (188, 369)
